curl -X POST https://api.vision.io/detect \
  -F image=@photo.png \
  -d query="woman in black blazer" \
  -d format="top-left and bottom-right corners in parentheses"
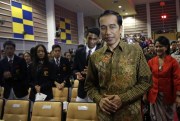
top-left (29, 44), bottom-right (56, 102)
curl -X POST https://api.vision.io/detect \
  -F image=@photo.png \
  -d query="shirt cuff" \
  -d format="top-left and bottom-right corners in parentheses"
top-left (118, 93), bottom-right (130, 104)
top-left (93, 94), bottom-right (103, 103)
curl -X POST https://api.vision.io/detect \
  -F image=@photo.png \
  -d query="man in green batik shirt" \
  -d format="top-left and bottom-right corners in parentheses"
top-left (85, 10), bottom-right (152, 121)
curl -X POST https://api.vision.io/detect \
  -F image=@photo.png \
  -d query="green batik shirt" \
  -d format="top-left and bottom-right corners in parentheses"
top-left (85, 42), bottom-right (152, 121)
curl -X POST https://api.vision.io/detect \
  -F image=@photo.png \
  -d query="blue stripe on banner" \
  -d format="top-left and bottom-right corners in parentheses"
top-left (12, 17), bottom-right (23, 23)
top-left (23, 10), bottom-right (33, 20)
top-left (61, 29), bottom-right (65, 32)
top-left (24, 25), bottom-right (33, 34)
top-left (11, 1), bottom-right (22, 8)
top-left (14, 33), bottom-right (24, 39)
top-left (61, 39), bottom-right (66, 43)
top-left (65, 23), bottom-right (70, 30)
top-left (66, 33), bottom-right (71, 40)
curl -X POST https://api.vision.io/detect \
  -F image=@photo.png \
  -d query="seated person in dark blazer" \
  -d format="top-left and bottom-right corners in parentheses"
top-left (0, 40), bottom-right (28, 99)
top-left (73, 28), bottom-right (100, 102)
top-left (51, 44), bottom-right (71, 89)
top-left (64, 51), bottom-right (74, 70)
top-left (29, 44), bottom-right (56, 102)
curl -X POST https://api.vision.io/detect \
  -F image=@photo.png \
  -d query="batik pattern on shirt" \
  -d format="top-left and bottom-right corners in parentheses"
top-left (85, 42), bottom-right (152, 121)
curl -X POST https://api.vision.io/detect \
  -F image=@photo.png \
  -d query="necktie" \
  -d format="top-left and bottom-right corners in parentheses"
top-left (9, 59), bottom-right (13, 71)
top-left (86, 50), bottom-right (91, 65)
top-left (56, 59), bottom-right (60, 66)
top-left (9, 59), bottom-right (13, 65)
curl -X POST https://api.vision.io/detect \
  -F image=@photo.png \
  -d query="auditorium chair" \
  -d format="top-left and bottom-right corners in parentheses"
top-left (0, 87), bottom-right (4, 98)
top-left (73, 80), bottom-right (79, 88)
top-left (70, 88), bottom-right (77, 102)
top-left (31, 101), bottom-right (62, 121)
top-left (52, 87), bottom-right (68, 101)
top-left (3, 99), bottom-right (30, 121)
top-left (0, 98), bottom-right (5, 119)
top-left (66, 102), bottom-right (97, 121)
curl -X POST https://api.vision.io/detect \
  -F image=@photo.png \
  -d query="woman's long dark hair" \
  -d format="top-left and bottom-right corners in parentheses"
top-left (32, 44), bottom-right (49, 69)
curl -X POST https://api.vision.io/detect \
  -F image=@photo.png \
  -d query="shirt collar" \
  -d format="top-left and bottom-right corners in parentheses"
top-left (102, 41), bottom-right (124, 54)
top-left (54, 57), bottom-right (61, 61)
top-left (7, 55), bottom-right (14, 61)
top-left (86, 45), bottom-right (96, 54)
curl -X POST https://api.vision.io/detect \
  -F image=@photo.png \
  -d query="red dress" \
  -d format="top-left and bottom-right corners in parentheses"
top-left (148, 55), bottom-right (180, 104)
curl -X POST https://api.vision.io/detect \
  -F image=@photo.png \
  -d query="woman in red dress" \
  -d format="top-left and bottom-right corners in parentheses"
top-left (148, 36), bottom-right (180, 121)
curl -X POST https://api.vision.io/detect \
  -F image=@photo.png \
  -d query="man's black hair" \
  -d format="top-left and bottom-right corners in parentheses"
top-left (52, 44), bottom-right (61, 51)
top-left (98, 10), bottom-right (122, 27)
top-left (86, 28), bottom-right (100, 37)
top-left (3, 40), bottom-right (16, 49)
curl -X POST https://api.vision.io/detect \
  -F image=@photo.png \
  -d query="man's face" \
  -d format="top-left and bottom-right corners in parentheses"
top-left (53, 47), bottom-right (61, 58)
top-left (171, 43), bottom-right (177, 50)
top-left (86, 33), bottom-right (99, 49)
top-left (65, 52), bottom-right (71, 60)
top-left (99, 14), bottom-right (121, 46)
top-left (4, 45), bottom-right (15, 57)
top-left (149, 44), bottom-right (155, 52)
top-left (177, 40), bottom-right (180, 49)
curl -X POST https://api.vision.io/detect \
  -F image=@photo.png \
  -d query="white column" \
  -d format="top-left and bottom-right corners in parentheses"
top-left (77, 12), bottom-right (84, 44)
top-left (146, 0), bottom-right (151, 38)
top-left (176, 0), bottom-right (180, 32)
top-left (46, 0), bottom-right (56, 52)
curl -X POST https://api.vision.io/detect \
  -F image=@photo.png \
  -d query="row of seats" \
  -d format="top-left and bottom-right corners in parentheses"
top-left (0, 99), bottom-right (97, 121)
top-left (0, 80), bottom-right (79, 102)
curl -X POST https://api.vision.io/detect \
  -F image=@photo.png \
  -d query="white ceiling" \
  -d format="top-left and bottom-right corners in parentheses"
top-left (54, 0), bottom-right (164, 17)
top-left (54, 0), bottom-right (104, 16)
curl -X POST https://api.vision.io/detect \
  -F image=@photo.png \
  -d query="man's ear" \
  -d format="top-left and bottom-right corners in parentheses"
top-left (119, 25), bottom-right (123, 35)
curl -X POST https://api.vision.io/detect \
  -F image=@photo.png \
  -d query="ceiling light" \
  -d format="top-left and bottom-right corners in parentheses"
top-left (118, 6), bottom-right (122, 8)
top-left (125, 13), bottom-right (128, 15)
